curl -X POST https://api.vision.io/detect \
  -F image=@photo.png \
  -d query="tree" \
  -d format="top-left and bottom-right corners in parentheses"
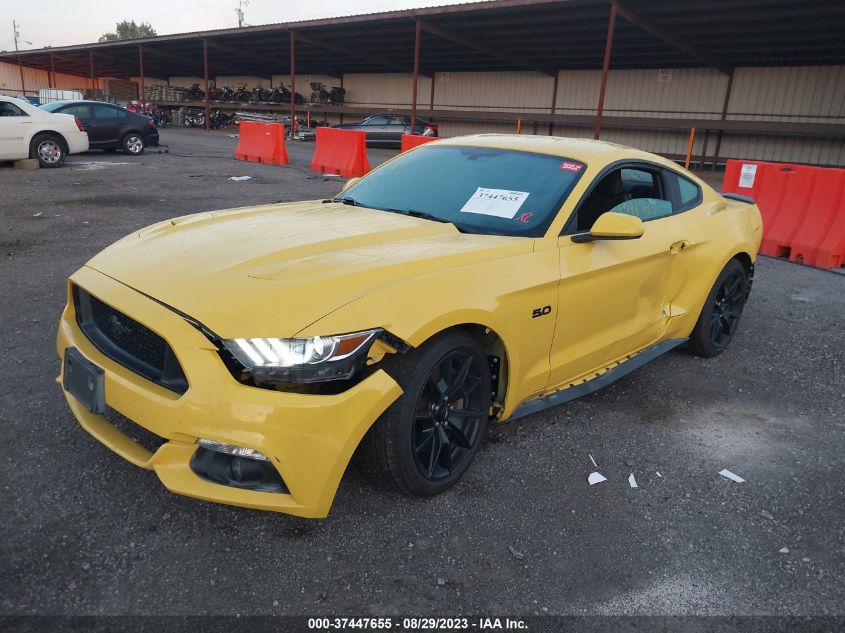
top-left (99, 21), bottom-right (157, 42)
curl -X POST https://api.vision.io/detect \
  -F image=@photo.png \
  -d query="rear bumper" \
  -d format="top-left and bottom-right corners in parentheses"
top-left (66, 131), bottom-right (89, 155)
top-left (56, 266), bottom-right (402, 518)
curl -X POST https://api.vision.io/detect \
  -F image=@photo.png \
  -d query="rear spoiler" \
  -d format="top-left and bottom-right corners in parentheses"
top-left (722, 192), bottom-right (755, 204)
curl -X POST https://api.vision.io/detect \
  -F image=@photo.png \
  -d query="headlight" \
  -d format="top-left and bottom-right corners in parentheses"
top-left (222, 329), bottom-right (380, 383)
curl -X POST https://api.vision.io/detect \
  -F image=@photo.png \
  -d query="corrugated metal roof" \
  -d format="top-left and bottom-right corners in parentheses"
top-left (3, 0), bottom-right (844, 79)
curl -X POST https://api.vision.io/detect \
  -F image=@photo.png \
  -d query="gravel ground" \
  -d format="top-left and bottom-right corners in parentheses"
top-left (0, 129), bottom-right (842, 621)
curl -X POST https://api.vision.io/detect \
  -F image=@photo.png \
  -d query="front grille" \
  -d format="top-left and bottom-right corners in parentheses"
top-left (105, 407), bottom-right (167, 454)
top-left (73, 285), bottom-right (188, 394)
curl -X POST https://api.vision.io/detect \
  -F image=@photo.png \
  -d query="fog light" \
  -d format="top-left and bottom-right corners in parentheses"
top-left (190, 443), bottom-right (288, 494)
top-left (197, 438), bottom-right (269, 461)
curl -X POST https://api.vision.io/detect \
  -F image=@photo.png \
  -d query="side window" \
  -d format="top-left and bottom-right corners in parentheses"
top-left (364, 115), bottom-right (390, 126)
top-left (676, 173), bottom-right (703, 210)
top-left (570, 165), bottom-right (672, 232)
top-left (61, 104), bottom-right (91, 120)
top-left (92, 105), bottom-right (124, 120)
top-left (0, 102), bottom-right (27, 116)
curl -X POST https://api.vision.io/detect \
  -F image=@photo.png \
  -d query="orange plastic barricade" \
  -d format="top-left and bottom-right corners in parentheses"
top-left (234, 120), bottom-right (263, 162)
top-left (790, 168), bottom-right (845, 268)
top-left (234, 122), bottom-right (289, 165)
top-left (262, 123), bottom-right (289, 166)
top-left (758, 165), bottom-right (816, 258)
top-left (400, 134), bottom-right (437, 152)
top-left (310, 127), bottom-right (371, 178)
top-left (722, 159), bottom-right (845, 269)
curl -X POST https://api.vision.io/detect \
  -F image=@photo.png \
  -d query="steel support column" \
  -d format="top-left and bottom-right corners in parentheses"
top-left (89, 50), bottom-right (95, 94)
top-left (138, 46), bottom-right (145, 107)
top-left (549, 72), bottom-right (559, 136)
top-left (203, 39), bottom-right (210, 131)
top-left (712, 69), bottom-right (735, 170)
top-left (411, 19), bottom-right (421, 133)
top-left (17, 55), bottom-right (26, 96)
top-left (594, 0), bottom-right (617, 140)
top-left (290, 32), bottom-right (296, 140)
top-left (49, 52), bottom-right (55, 89)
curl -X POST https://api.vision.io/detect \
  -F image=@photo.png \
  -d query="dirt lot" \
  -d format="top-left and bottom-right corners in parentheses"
top-left (0, 129), bottom-right (842, 621)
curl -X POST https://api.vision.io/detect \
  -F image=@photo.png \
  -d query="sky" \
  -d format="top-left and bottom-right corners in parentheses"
top-left (2, 0), bottom-right (478, 51)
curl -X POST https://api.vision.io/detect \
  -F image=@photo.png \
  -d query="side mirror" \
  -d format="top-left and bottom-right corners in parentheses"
top-left (572, 212), bottom-right (644, 243)
top-left (340, 177), bottom-right (361, 193)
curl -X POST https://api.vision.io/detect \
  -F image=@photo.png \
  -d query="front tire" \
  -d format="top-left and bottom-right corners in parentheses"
top-left (122, 133), bottom-right (145, 156)
top-left (685, 259), bottom-right (748, 358)
top-left (30, 133), bottom-right (66, 168)
top-left (359, 331), bottom-right (490, 496)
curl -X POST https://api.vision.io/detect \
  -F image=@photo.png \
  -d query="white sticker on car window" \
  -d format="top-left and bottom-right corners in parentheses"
top-left (460, 187), bottom-right (529, 219)
top-left (739, 164), bottom-right (757, 188)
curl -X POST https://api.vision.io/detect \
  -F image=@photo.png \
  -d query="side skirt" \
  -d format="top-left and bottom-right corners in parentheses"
top-left (504, 338), bottom-right (688, 424)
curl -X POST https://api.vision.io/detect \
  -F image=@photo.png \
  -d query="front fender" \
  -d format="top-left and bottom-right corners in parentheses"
top-left (296, 243), bottom-right (560, 416)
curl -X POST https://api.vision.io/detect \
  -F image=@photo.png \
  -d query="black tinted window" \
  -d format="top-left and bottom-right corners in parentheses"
top-left (59, 104), bottom-right (91, 119)
top-left (364, 115), bottom-right (390, 125)
top-left (0, 102), bottom-right (26, 116)
top-left (92, 105), bottom-right (125, 120)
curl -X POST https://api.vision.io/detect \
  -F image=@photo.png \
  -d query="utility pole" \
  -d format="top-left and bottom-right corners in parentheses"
top-left (13, 20), bottom-right (26, 96)
top-left (236, 0), bottom-right (248, 28)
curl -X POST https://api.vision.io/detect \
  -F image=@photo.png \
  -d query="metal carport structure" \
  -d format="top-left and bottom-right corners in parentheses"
top-left (4, 0), bottom-right (844, 164)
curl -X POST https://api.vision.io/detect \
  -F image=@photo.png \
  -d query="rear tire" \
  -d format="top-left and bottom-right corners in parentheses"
top-left (122, 133), bottom-right (145, 155)
top-left (359, 331), bottom-right (490, 497)
top-left (685, 259), bottom-right (748, 358)
top-left (29, 133), bottom-right (66, 168)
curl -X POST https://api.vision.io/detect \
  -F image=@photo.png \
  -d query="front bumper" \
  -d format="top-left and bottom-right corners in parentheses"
top-left (56, 266), bottom-right (402, 518)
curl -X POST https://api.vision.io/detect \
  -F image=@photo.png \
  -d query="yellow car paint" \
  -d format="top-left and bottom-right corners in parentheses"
top-left (57, 135), bottom-right (762, 517)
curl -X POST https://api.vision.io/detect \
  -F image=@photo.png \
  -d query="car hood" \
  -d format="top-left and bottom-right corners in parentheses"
top-left (86, 201), bottom-right (529, 338)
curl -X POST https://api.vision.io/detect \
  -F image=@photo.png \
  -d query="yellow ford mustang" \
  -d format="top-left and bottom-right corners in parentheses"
top-left (57, 135), bottom-right (762, 517)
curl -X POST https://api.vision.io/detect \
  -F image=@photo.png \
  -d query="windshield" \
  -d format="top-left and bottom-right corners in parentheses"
top-left (341, 145), bottom-right (585, 237)
top-left (39, 103), bottom-right (64, 112)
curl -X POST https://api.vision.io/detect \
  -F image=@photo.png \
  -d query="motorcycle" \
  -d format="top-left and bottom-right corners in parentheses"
top-left (187, 83), bottom-right (205, 101)
top-left (310, 81), bottom-right (331, 104)
top-left (251, 86), bottom-right (272, 103)
top-left (267, 86), bottom-right (287, 103)
top-left (329, 86), bottom-right (345, 105)
top-left (233, 84), bottom-right (250, 102)
top-left (209, 109), bottom-right (234, 129)
top-left (182, 110), bottom-right (205, 128)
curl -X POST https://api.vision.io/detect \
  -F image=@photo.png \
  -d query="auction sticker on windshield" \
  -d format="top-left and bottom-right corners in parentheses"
top-left (460, 187), bottom-right (529, 219)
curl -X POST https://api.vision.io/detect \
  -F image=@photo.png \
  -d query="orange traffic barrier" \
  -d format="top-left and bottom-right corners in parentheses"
top-left (310, 127), bottom-right (371, 178)
top-left (400, 134), bottom-right (437, 152)
top-left (262, 123), bottom-right (289, 166)
top-left (234, 122), bottom-right (289, 165)
top-left (790, 168), bottom-right (845, 268)
top-left (234, 120), bottom-right (262, 162)
top-left (722, 159), bottom-right (845, 268)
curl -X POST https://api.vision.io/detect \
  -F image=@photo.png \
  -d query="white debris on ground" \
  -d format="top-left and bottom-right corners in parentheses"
top-left (719, 469), bottom-right (746, 483)
top-left (588, 472), bottom-right (607, 485)
top-left (228, 176), bottom-right (252, 181)
top-left (587, 454), bottom-right (607, 485)
top-left (628, 473), bottom-right (638, 488)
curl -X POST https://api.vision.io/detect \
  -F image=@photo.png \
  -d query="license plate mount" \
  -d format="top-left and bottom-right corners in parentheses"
top-left (63, 347), bottom-right (106, 415)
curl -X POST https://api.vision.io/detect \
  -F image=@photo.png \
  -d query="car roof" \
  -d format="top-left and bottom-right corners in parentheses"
top-left (46, 100), bottom-right (123, 106)
top-left (431, 134), bottom-right (677, 168)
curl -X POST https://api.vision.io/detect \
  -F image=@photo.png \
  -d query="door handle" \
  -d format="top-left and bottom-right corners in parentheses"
top-left (669, 240), bottom-right (689, 254)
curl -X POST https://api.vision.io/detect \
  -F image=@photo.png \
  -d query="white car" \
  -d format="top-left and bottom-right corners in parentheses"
top-left (0, 95), bottom-right (89, 167)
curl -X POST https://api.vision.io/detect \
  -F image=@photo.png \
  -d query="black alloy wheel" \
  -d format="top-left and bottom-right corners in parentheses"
top-left (686, 259), bottom-right (749, 358)
top-left (358, 331), bottom-right (491, 496)
top-left (709, 268), bottom-right (746, 349)
top-left (412, 350), bottom-right (487, 481)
